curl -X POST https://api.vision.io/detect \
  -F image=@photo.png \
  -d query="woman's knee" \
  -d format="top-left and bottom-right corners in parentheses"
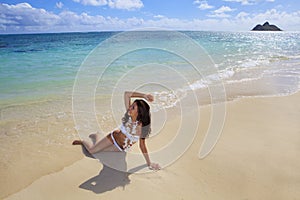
top-left (87, 146), bottom-right (97, 154)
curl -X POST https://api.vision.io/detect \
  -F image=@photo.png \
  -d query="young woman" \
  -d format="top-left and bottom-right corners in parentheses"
top-left (72, 91), bottom-right (161, 170)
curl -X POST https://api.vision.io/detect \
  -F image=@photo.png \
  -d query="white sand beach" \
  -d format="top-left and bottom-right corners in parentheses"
top-left (4, 92), bottom-right (300, 200)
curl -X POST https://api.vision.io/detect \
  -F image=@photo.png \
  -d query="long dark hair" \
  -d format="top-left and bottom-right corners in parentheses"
top-left (122, 99), bottom-right (151, 138)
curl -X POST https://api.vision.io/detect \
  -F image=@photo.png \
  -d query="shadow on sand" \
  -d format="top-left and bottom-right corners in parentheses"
top-left (78, 145), bottom-right (147, 194)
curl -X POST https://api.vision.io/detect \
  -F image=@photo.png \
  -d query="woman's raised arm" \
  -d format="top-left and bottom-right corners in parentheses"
top-left (124, 91), bottom-right (154, 110)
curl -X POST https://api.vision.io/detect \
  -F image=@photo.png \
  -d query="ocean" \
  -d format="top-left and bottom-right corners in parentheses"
top-left (0, 30), bottom-right (300, 197)
top-left (1, 31), bottom-right (299, 132)
top-left (1, 31), bottom-right (299, 107)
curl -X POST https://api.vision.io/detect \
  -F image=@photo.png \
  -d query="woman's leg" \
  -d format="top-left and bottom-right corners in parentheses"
top-left (89, 132), bottom-right (102, 144)
top-left (73, 134), bottom-right (113, 154)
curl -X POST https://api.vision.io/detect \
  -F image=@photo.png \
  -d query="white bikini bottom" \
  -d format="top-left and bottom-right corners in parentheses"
top-left (110, 132), bottom-right (124, 152)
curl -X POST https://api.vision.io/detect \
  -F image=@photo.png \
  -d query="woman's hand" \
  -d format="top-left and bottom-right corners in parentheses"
top-left (144, 94), bottom-right (154, 102)
top-left (148, 162), bottom-right (161, 171)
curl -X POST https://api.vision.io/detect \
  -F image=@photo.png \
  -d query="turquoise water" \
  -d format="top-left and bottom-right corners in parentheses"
top-left (0, 32), bottom-right (115, 106)
top-left (0, 31), bottom-right (300, 111)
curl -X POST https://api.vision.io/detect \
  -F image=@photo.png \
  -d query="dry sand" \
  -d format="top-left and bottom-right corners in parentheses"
top-left (5, 92), bottom-right (300, 200)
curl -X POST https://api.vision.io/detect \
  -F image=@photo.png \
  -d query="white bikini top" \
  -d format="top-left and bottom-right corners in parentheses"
top-left (120, 117), bottom-right (140, 151)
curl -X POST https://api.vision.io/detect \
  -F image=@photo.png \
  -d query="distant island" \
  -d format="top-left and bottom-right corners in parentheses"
top-left (251, 22), bottom-right (282, 31)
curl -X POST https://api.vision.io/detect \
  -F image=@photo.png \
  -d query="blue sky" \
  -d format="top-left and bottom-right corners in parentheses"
top-left (0, 0), bottom-right (300, 33)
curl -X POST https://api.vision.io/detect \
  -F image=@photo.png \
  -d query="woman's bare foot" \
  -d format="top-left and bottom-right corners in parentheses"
top-left (72, 140), bottom-right (83, 145)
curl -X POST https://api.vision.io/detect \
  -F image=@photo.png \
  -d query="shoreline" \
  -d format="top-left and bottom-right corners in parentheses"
top-left (4, 92), bottom-right (300, 199)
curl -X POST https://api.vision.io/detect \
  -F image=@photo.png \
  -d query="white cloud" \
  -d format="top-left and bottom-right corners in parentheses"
top-left (7, 2), bottom-right (32, 9)
top-left (193, 1), bottom-right (214, 10)
top-left (1, 3), bottom-right (300, 33)
top-left (223, 0), bottom-right (256, 5)
top-left (0, 2), bottom-right (144, 32)
top-left (108, 0), bottom-right (143, 10)
top-left (208, 6), bottom-right (236, 18)
top-left (59, 11), bottom-right (106, 26)
top-left (153, 15), bottom-right (165, 19)
top-left (56, 2), bottom-right (64, 9)
top-left (223, 0), bottom-right (275, 5)
top-left (0, 3), bottom-right (59, 29)
top-left (73, 0), bottom-right (143, 10)
top-left (235, 11), bottom-right (249, 18)
top-left (72, 0), bottom-right (107, 6)
top-left (199, 2), bottom-right (214, 10)
top-left (215, 6), bottom-right (235, 13)
top-left (193, 0), bottom-right (201, 4)
top-left (208, 13), bottom-right (231, 18)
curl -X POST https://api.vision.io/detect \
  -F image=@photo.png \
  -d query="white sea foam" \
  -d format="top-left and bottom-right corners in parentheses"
top-left (152, 57), bottom-right (299, 111)
top-left (151, 89), bottom-right (187, 112)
